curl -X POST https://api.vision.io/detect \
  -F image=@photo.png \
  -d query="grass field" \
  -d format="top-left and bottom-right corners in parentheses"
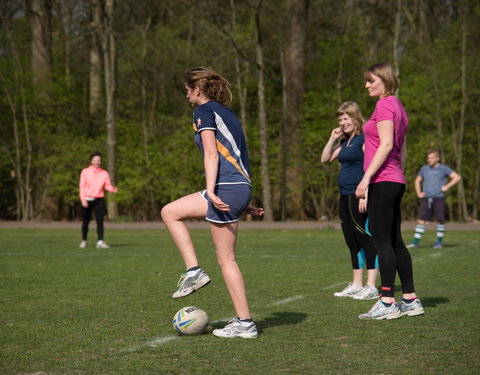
top-left (1, 227), bottom-right (479, 375)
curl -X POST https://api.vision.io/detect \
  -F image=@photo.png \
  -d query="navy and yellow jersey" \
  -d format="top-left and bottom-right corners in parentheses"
top-left (193, 101), bottom-right (251, 186)
top-left (337, 133), bottom-right (365, 195)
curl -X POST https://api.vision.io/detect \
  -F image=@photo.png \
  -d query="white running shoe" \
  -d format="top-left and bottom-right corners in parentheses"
top-left (352, 285), bottom-right (380, 300)
top-left (212, 318), bottom-right (258, 339)
top-left (334, 283), bottom-right (363, 297)
top-left (171, 269), bottom-right (211, 299)
top-left (96, 240), bottom-right (110, 249)
top-left (400, 298), bottom-right (425, 317)
top-left (358, 300), bottom-right (402, 320)
top-left (79, 240), bottom-right (87, 248)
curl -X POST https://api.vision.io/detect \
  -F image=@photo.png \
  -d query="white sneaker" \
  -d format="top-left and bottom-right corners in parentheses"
top-left (358, 300), bottom-right (402, 320)
top-left (334, 283), bottom-right (363, 297)
top-left (79, 240), bottom-right (87, 248)
top-left (212, 318), bottom-right (258, 339)
top-left (352, 285), bottom-right (380, 300)
top-left (172, 269), bottom-right (211, 299)
top-left (400, 298), bottom-right (425, 317)
top-left (96, 240), bottom-right (110, 249)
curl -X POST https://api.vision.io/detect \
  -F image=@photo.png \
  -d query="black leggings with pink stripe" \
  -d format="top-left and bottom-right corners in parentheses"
top-left (367, 182), bottom-right (415, 297)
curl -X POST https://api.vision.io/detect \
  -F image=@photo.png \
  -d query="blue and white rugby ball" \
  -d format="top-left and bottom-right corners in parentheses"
top-left (172, 306), bottom-right (209, 335)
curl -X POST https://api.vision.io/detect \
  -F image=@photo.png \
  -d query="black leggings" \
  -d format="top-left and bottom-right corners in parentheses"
top-left (338, 194), bottom-right (378, 270)
top-left (81, 198), bottom-right (105, 241)
top-left (368, 182), bottom-right (415, 297)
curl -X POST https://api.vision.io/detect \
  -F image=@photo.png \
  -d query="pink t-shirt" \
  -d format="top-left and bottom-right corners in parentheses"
top-left (79, 165), bottom-right (116, 202)
top-left (363, 96), bottom-right (408, 184)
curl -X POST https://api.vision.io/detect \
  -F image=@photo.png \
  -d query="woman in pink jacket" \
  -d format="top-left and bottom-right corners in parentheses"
top-left (79, 153), bottom-right (118, 248)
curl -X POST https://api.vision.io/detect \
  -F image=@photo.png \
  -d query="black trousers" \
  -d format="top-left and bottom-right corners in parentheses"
top-left (81, 198), bottom-right (105, 241)
top-left (338, 194), bottom-right (378, 270)
top-left (368, 182), bottom-right (415, 297)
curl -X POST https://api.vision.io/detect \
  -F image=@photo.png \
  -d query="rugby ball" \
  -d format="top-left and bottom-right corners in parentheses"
top-left (172, 306), bottom-right (209, 335)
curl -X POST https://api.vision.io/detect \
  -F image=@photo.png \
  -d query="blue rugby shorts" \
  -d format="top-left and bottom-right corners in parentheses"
top-left (199, 184), bottom-right (251, 224)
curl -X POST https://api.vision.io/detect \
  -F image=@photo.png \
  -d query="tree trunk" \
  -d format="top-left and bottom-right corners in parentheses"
top-left (28, 0), bottom-right (52, 95)
top-left (60, 1), bottom-right (72, 91)
top-left (89, 0), bottom-right (102, 115)
top-left (140, 16), bottom-right (158, 220)
top-left (456, 1), bottom-right (468, 220)
top-left (102, 0), bottom-right (118, 219)
top-left (254, 0), bottom-right (273, 221)
top-left (336, 0), bottom-right (354, 104)
top-left (393, 0), bottom-right (401, 97)
top-left (280, 0), bottom-right (308, 219)
top-left (230, 0), bottom-right (249, 136)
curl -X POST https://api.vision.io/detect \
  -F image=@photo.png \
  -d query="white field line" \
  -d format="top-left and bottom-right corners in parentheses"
top-left (269, 295), bottom-right (305, 306)
top-left (120, 335), bottom-right (179, 352)
top-left (413, 251), bottom-right (444, 263)
top-left (322, 281), bottom-right (349, 290)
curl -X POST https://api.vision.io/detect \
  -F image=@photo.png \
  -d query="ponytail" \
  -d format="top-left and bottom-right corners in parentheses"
top-left (184, 67), bottom-right (232, 105)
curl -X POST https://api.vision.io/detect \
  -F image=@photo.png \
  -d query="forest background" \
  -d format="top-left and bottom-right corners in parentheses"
top-left (1, 0), bottom-right (479, 222)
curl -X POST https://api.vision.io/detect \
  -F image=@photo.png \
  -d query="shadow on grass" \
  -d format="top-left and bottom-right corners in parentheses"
top-left (210, 312), bottom-right (307, 333)
top-left (256, 311), bottom-right (307, 333)
top-left (421, 296), bottom-right (449, 308)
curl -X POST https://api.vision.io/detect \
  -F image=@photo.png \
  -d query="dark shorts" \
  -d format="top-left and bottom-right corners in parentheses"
top-left (419, 197), bottom-right (445, 221)
top-left (200, 184), bottom-right (252, 224)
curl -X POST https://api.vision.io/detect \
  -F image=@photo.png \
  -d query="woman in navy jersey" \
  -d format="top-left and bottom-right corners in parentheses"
top-left (321, 101), bottom-right (379, 300)
top-left (161, 67), bottom-right (263, 339)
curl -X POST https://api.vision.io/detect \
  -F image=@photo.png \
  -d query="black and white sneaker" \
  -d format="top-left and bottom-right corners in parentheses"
top-left (171, 269), bottom-right (211, 299)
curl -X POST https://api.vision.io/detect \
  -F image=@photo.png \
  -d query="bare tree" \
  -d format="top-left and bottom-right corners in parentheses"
top-left (280, 0), bottom-right (308, 220)
top-left (0, 19), bottom-right (34, 220)
top-left (393, 0), bottom-right (401, 96)
top-left (336, 0), bottom-right (354, 104)
top-left (455, 0), bottom-right (468, 219)
top-left (89, 0), bottom-right (103, 114)
top-left (101, 0), bottom-right (118, 219)
top-left (254, 0), bottom-right (273, 221)
top-left (27, 0), bottom-right (52, 95)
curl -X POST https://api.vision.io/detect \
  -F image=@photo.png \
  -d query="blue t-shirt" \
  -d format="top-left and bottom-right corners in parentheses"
top-left (418, 164), bottom-right (453, 198)
top-left (337, 133), bottom-right (365, 195)
top-left (193, 101), bottom-right (251, 186)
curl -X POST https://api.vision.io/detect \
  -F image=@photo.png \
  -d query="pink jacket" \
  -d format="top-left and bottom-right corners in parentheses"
top-left (79, 166), bottom-right (116, 203)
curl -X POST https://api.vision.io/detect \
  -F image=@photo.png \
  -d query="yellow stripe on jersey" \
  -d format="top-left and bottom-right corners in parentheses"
top-left (193, 122), bottom-right (197, 131)
top-left (216, 140), bottom-right (250, 182)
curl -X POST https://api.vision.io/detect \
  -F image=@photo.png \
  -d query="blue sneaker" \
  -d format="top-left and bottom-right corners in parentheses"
top-left (433, 242), bottom-right (443, 249)
top-left (406, 243), bottom-right (419, 249)
top-left (358, 301), bottom-right (402, 320)
top-left (400, 298), bottom-right (425, 317)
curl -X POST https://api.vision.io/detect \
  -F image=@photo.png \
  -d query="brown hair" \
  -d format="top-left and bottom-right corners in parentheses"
top-left (336, 101), bottom-right (365, 137)
top-left (427, 148), bottom-right (441, 157)
top-left (364, 62), bottom-right (399, 97)
top-left (184, 67), bottom-right (232, 105)
top-left (90, 152), bottom-right (102, 161)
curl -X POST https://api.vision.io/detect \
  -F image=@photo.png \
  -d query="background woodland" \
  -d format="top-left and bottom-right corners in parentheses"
top-left (1, 0), bottom-right (478, 222)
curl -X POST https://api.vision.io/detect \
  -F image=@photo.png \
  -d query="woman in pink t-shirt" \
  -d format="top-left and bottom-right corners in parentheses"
top-left (355, 62), bottom-right (424, 320)
top-left (79, 153), bottom-right (118, 249)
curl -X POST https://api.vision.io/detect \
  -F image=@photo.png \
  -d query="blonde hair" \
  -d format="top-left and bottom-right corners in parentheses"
top-left (364, 62), bottom-right (399, 97)
top-left (184, 67), bottom-right (232, 105)
top-left (336, 101), bottom-right (365, 137)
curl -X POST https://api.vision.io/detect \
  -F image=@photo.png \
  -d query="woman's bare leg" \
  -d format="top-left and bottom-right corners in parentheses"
top-left (161, 193), bottom-right (208, 269)
top-left (210, 222), bottom-right (251, 319)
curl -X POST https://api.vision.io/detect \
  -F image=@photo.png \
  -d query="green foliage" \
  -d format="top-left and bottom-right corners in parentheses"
top-left (0, 0), bottom-right (478, 220)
